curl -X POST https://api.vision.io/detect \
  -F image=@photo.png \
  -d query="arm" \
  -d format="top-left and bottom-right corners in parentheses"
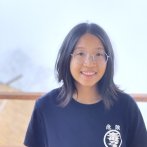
top-left (24, 100), bottom-right (46, 147)
top-left (126, 98), bottom-right (147, 147)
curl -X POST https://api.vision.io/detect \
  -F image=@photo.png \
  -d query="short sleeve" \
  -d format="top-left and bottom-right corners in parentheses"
top-left (24, 100), bottom-right (46, 147)
top-left (126, 98), bottom-right (147, 147)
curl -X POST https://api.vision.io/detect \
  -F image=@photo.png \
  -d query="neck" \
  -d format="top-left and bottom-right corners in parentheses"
top-left (73, 86), bottom-right (101, 104)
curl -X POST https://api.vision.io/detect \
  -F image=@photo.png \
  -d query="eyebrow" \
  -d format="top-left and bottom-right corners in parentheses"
top-left (74, 47), bottom-right (84, 50)
top-left (74, 47), bottom-right (105, 51)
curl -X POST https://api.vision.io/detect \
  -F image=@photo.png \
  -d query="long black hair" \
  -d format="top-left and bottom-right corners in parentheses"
top-left (55, 22), bottom-right (121, 109)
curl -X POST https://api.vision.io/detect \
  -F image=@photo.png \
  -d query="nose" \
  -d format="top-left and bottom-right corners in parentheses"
top-left (83, 55), bottom-right (96, 66)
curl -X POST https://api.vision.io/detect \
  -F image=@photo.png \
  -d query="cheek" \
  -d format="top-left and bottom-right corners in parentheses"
top-left (97, 64), bottom-right (107, 77)
top-left (101, 64), bottom-right (107, 73)
top-left (70, 61), bottom-right (80, 78)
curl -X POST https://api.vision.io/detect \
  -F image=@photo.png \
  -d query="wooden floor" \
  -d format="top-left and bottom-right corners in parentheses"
top-left (0, 85), bottom-right (35, 146)
top-left (0, 99), bottom-right (35, 146)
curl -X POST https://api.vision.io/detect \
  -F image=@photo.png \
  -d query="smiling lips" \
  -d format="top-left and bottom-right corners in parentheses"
top-left (81, 71), bottom-right (97, 77)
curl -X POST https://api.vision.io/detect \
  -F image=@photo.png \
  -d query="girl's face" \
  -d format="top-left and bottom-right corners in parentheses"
top-left (70, 33), bottom-right (107, 89)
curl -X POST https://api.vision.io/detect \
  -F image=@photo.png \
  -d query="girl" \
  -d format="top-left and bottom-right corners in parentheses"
top-left (24, 22), bottom-right (147, 147)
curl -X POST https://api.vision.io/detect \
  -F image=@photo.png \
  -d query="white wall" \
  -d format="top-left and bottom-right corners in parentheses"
top-left (0, 0), bottom-right (147, 124)
top-left (0, 0), bottom-right (147, 93)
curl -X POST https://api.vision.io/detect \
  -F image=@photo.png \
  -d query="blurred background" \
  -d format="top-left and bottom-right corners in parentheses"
top-left (0, 0), bottom-right (147, 146)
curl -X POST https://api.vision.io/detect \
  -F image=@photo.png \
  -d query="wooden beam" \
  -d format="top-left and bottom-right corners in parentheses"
top-left (0, 92), bottom-right (147, 102)
top-left (131, 94), bottom-right (147, 102)
top-left (0, 92), bottom-right (43, 100)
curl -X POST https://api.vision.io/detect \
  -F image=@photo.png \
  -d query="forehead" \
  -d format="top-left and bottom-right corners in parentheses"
top-left (74, 33), bottom-right (104, 51)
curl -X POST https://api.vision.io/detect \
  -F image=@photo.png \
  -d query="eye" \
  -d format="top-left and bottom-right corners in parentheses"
top-left (75, 51), bottom-right (85, 56)
top-left (96, 52), bottom-right (104, 56)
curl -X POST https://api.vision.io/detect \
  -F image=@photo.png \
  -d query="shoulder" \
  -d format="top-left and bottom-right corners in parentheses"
top-left (115, 91), bottom-right (137, 106)
top-left (112, 91), bottom-right (140, 114)
top-left (35, 87), bottom-right (61, 110)
top-left (114, 91), bottom-right (144, 122)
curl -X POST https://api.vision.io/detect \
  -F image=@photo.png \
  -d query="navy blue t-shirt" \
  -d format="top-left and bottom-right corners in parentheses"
top-left (24, 88), bottom-right (147, 147)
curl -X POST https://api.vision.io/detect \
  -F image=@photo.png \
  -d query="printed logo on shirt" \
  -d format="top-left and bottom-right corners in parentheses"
top-left (103, 124), bottom-right (122, 147)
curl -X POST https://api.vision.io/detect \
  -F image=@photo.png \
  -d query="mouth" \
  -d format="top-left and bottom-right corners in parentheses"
top-left (81, 71), bottom-right (97, 76)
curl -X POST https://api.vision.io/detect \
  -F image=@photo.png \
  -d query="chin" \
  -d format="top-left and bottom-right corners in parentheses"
top-left (77, 82), bottom-right (98, 88)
